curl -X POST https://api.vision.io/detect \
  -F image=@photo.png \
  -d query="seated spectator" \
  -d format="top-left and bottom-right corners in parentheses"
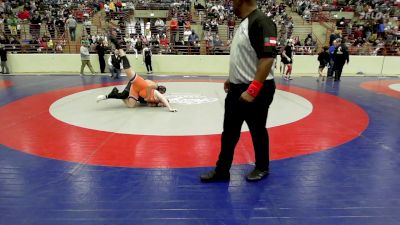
top-left (155, 18), bottom-right (165, 36)
top-left (213, 35), bottom-right (224, 54)
top-left (304, 34), bottom-right (313, 46)
top-left (353, 27), bottom-right (363, 39)
top-left (336, 17), bottom-right (346, 30)
top-left (188, 30), bottom-right (199, 46)
top-left (9, 37), bottom-right (20, 53)
top-left (18, 7), bottom-right (30, 21)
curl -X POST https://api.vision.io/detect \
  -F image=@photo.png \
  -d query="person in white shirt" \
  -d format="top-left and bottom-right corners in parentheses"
top-left (108, 49), bottom-right (121, 79)
top-left (183, 27), bottom-right (192, 45)
top-left (83, 14), bottom-right (91, 36)
top-left (129, 35), bottom-right (138, 58)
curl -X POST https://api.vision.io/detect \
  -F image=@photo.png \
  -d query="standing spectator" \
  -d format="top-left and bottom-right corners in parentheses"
top-left (66, 15), bottom-right (77, 41)
top-left (30, 11), bottom-right (41, 38)
top-left (169, 17), bottom-right (178, 42)
top-left (178, 16), bottom-right (185, 40)
top-left (96, 39), bottom-right (107, 73)
top-left (83, 14), bottom-right (91, 36)
top-left (135, 20), bottom-right (142, 35)
top-left (135, 36), bottom-right (143, 54)
top-left (332, 39), bottom-right (349, 81)
top-left (0, 43), bottom-right (9, 74)
top-left (200, 0), bottom-right (277, 182)
top-left (227, 17), bottom-right (235, 40)
top-left (18, 7), bottom-right (30, 21)
top-left (377, 19), bottom-right (385, 38)
top-left (108, 49), bottom-right (121, 79)
top-left (142, 44), bottom-right (153, 74)
top-left (55, 16), bottom-right (65, 37)
top-left (183, 27), bottom-right (192, 45)
top-left (7, 13), bottom-right (19, 37)
top-left (80, 40), bottom-right (96, 75)
top-left (118, 19), bottom-right (126, 37)
top-left (45, 15), bottom-right (55, 39)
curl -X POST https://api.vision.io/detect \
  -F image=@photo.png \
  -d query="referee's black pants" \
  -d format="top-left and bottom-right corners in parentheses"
top-left (216, 80), bottom-right (276, 174)
top-left (333, 63), bottom-right (344, 81)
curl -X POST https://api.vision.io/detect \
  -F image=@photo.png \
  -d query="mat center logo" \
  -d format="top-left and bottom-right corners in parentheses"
top-left (166, 93), bottom-right (218, 105)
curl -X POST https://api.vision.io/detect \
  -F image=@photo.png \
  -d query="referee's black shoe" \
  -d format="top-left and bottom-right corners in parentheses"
top-left (246, 168), bottom-right (269, 182)
top-left (200, 170), bottom-right (230, 182)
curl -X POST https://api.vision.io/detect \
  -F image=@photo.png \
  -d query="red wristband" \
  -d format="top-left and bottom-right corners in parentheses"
top-left (246, 80), bottom-right (263, 97)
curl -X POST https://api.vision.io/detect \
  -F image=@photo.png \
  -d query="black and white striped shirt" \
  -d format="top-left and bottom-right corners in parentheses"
top-left (229, 9), bottom-right (277, 84)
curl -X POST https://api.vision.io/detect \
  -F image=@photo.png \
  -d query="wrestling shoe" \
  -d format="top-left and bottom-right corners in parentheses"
top-left (96, 95), bottom-right (107, 103)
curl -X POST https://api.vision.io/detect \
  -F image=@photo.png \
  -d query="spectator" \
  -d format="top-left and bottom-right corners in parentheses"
top-left (7, 13), bottom-right (19, 37)
top-left (45, 14), bottom-right (55, 39)
top-left (227, 17), bottom-right (235, 40)
top-left (377, 19), bottom-right (385, 38)
top-left (108, 49), bottom-right (121, 79)
top-left (135, 20), bottom-right (142, 35)
top-left (304, 33), bottom-right (313, 46)
top-left (170, 17), bottom-right (178, 42)
top-left (9, 37), bottom-right (20, 53)
top-left (55, 16), bottom-right (65, 37)
top-left (83, 14), bottom-right (91, 36)
top-left (142, 44), bottom-right (153, 74)
top-left (66, 15), bottom-right (77, 41)
top-left (18, 7), bottom-right (30, 21)
top-left (155, 18), bottom-right (165, 36)
top-left (183, 27), bottom-right (192, 45)
top-left (95, 39), bottom-right (107, 73)
top-left (213, 35), bottom-right (224, 54)
top-left (336, 17), bottom-right (346, 30)
top-left (188, 30), bottom-right (199, 46)
top-left (30, 11), bottom-right (42, 38)
top-left (80, 40), bottom-right (96, 75)
top-left (135, 36), bottom-right (143, 54)
top-left (0, 43), bottom-right (9, 74)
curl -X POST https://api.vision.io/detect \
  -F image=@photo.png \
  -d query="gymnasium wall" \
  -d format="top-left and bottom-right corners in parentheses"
top-left (7, 54), bottom-right (400, 76)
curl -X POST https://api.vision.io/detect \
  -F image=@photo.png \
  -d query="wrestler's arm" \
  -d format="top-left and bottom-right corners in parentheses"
top-left (154, 90), bottom-right (177, 112)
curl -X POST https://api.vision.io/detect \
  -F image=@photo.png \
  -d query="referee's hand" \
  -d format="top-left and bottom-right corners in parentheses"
top-left (240, 91), bottom-right (255, 103)
top-left (224, 80), bottom-right (230, 93)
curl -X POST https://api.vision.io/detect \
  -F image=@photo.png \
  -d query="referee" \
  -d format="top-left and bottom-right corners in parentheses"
top-left (200, 0), bottom-right (277, 182)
